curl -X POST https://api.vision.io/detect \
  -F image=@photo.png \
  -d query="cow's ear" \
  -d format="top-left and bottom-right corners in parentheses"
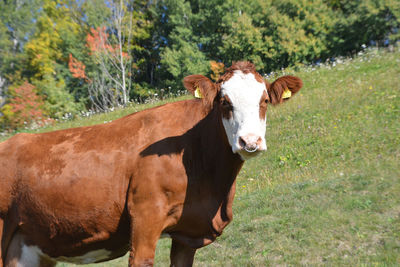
top-left (266, 75), bottom-right (303, 105)
top-left (183, 75), bottom-right (218, 109)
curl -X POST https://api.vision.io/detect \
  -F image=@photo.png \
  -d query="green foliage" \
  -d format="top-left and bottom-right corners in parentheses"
top-left (128, 0), bottom-right (154, 78)
top-left (0, 0), bottom-right (42, 81)
top-left (25, 0), bottom-right (63, 78)
top-left (159, 0), bottom-right (209, 90)
top-left (1, 0), bottom-right (399, 129)
top-left (220, 13), bottom-right (265, 69)
top-left (24, 0), bottom-right (82, 118)
top-left (327, 0), bottom-right (400, 54)
top-left (189, 0), bottom-right (242, 60)
top-left (131, 82), bottom-right (158, 101)
top-left (0, 20), bottom-right (12, 76)
top-left (161, 41), bottom-right (209, 88)
top-left (81, 0), bottom-right (111, 28)
top-left (241, 0), bottom-right (337, 70)
top-left (33, 75), bottom-right (83, 119)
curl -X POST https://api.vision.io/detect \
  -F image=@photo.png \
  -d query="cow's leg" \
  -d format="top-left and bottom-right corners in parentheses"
top-left (38, 257), bottom-right (57, 267)
top-left (170, 239), bottom-right (196, 267)
top-left (0, 218), bottom-right (18, 267)
top-left (4, 232), bottom-right (56, 267)
top-left (5, 232), bottom-right (27, 267)
top-left (127, 198), bottom-right (166, 267)
top-left (0, 219), bottom-right (3, 267)
top-left (128, 215), bottom-right (163, 267)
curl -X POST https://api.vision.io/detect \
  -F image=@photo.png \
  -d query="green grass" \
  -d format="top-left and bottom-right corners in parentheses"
top-left (3, 48), bottom-right (400, 266)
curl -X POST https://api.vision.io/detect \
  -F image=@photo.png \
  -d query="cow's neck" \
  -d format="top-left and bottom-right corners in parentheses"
top-left (184, 101), bottom-right (244, 239)
top-left (187, 101), bottom-right (243, 182)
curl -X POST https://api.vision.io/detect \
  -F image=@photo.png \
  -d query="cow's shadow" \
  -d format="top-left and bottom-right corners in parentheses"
top-left (140, 135), bottom-right (184, 157)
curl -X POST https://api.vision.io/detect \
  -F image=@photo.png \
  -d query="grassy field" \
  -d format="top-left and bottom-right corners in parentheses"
top-left (2, 48), bottom-right (400, 266)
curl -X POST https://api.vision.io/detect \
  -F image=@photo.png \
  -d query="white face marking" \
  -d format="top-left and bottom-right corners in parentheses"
top-left (221, 70), bottom-right (267, 159)
top-left (19, 245), bottom-right (41, 267)
top-left (54, 249), bottom-right (113, 264)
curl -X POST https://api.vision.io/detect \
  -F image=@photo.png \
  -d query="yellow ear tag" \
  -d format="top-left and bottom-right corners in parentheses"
top-left (282, 88), bottom-right (292, 99)
top-left (194, 87), bottom-right (203, 98)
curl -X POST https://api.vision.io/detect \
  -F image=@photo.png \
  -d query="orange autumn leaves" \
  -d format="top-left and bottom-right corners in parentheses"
top-left (210, 61), bottom-right (225, 81)
top-left (1, 82), bottom-right (53, 128)
top-left (68, 54), bottom-right (87, 80)
top-left (68, 27), bottom-right (130, 82)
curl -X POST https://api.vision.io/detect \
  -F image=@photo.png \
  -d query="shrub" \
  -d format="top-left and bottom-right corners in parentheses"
top-left (0, 82), bottom-right (53, 130)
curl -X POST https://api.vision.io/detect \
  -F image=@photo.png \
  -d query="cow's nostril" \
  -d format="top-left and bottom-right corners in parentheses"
top-left (239, 136), bottom-right (247, 149)
top-left (257, 136), bottom-right (262, 145)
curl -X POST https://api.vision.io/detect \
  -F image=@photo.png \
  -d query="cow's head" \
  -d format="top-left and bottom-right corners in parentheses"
top-left (183, 61), bottom-right (302, 160)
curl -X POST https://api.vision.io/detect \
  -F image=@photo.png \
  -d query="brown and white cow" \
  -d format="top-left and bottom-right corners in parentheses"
top-left (0, 61), bottom-right (302, 267)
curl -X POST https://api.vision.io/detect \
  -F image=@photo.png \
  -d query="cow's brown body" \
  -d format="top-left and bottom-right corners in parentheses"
top-left (0, 61), bottom-right (302, 266)
top-left (0, 99), bottom-right (242, 266)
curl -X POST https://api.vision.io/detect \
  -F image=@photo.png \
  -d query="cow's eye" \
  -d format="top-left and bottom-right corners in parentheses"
top-left (265, 99), bottom-right (269, 104)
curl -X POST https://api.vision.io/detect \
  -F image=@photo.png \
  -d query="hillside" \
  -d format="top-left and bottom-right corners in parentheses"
top-left (3, 48), bottom-right (400, 266)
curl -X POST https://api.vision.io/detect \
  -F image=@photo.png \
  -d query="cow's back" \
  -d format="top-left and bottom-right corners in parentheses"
top-left (0, 99), bottom-right (200, 216)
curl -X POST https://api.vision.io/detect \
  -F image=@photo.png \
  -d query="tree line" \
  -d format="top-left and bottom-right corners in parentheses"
top-left (0, 0), bottom-right (399, 130)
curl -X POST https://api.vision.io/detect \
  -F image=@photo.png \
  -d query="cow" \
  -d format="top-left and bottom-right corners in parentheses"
top-left (0, 61), bottom-right (302, 267)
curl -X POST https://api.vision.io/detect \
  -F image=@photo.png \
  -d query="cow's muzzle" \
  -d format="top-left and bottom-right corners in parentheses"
top-left (239, 134), bottom-right (264, 153)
